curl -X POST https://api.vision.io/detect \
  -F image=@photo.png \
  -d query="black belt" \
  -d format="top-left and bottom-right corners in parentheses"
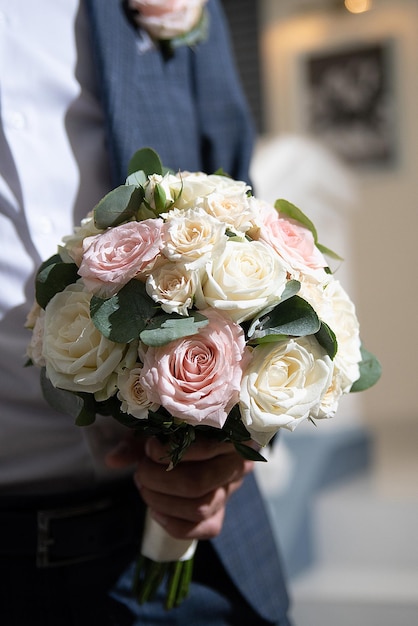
top-left (0, 481), bottom-right (143, 568)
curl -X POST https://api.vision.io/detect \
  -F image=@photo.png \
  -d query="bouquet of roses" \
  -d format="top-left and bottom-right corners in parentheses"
top-left (26, 147), bottom-right (380, 609)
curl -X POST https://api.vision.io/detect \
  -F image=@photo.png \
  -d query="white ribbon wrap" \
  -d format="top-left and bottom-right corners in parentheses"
top-left (141, 508), bottom-right (197, 563)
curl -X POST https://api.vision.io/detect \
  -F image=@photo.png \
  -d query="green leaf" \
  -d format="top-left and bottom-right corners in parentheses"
top-left (280, 279), bottom-right (302, 301)
top-left (36, 258), bottom-right (79, 309)
top-left (127, 147), bottom-right (163, 177)
top-left (126, 170), bottom-right (148, 187)
top-left (154, 183), bottom-right (167, 214)
top-left (315, 321), bottom-right (338, 360)
top-left (351, 345), bottom-right (382, 392)
top-left (251, 295), bottom-right (320, 340)
top-left (74, 396), bottom-right (97, 427)
top-left (247, 280), bottom-right (300, 338)
top-left (234, 441), bottom-right (267, 462)
top-left (140, 312), bottom-right (209, 347)
top-left (220, 405), bottom-right (251, 442)
top-left (94, 185), bottom-right (144, 229)
top-left (40, 368), bottom-right (86, 418)
top-left (90, 280), bottom-right (158, 343)
top-left (212, 168), bottom-right (231, 178)
top-left (251, 333), bottom-right (288, 345)
top-left (316, 242), bottom-right (343, 262)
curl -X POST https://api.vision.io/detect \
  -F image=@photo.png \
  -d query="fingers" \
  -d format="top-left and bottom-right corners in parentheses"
top-left (105, 435), bottom-right (146, 468)
top-left (134, 438), bottom-right (254, 540)
top-left (105, 433), bottom-right (255, 541)
top-left (151, 505), bottom-right (227, 541)
top-left (146, 435), bottom-right (238, 464)
top-left (135, 445), bottom-right (252, 499)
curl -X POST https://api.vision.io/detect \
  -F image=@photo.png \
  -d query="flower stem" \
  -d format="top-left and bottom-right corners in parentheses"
top-left (133, 554), bottom-right (195, 610)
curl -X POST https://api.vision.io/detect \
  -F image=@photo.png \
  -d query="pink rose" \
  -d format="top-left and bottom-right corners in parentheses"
top-left (128, 0), bottom-right (207, 40)
top-left (139, 308), bottom-right (249, 429)
top-left (257, 202), bottom-right (327, 277)
top-left (78, 219), bottom-right (163, 298)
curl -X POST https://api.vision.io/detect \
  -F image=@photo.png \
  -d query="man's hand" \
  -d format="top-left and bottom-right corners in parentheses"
top-left (106, 436), bottom-right (254, 541)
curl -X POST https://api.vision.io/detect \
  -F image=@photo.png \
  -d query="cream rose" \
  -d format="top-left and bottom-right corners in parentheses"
top-left (161, 207), bottom-right (226, 269)
top-left (78, 219), bottom-right (163, 298)
top-left (117, 365), bottom-right (160, 419)
top-left (42, 282), bottom-right (127, 399)
top-left (146, 261), bottom-right (200, 316)
top-left (128, 0), bottom-right (208, 40)
top-left (196, 239), bottom-right (287, 324)
top-left (299, 276), bottom-right (361, 394)
top-left (239, 336), bottom-right (334, 446)
top-left (202, 191), bottom-right (259, 234)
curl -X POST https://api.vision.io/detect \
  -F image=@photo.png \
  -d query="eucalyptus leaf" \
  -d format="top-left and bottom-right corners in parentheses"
top-left (350, 345), bottom-right (382, 392)
top-left (316, 242), bottom-right (343, 262)
top-left (94, 185), bottom-right (144, 229)
top-left (251, 334), bottom-right (288, 345)
top-left (74, 398), bottom-right (97, 427)
top-left (247, 280), bottom-right (301, 339)
top-left (220, 405), bottom-right (251, 442)
top-left (40, 368), bottom-right (87, 420)
top-left (140, 312), bottom-right (209, 347)
top-left (126, 170), bottom-right (148, 187)
top-left (281, 279), bottom-right (301, 301)
top-left (36, 259), bottom-right (79, 309)
top-left (127, 147), bottom-right (163, 177)
top-left (251, 295), bottom-right (320, 340)
top-left (234, 442), bottom-right (267, 462)
top-left (90, 280), bottom-right (158, 343)
top-left (315, 321), bottom-right (338, 360)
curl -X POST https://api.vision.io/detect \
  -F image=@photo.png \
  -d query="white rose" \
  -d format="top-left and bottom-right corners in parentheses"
top-left (202, 191), bottom-right (259, 234)
top-left (204, 174), bottom-right (251, 196)
top-left (117, 365), bottom-right (160, 419)
top-left (239, 336), bottom-right (334, 447)
top-left (196, 239), bottom-right (287, 324)
top-left (169, 172), bottom-right (217, 210)
top-left (299, 276), bottom-right (361, 393)
top-left (162, 207), bottom-right (227, 269)
top-left (42, 282), bottom-right (127, 399)
top-left (312, 370), bottom-right (345, 419)
top-left (146, 261), bottom-right (200, 315)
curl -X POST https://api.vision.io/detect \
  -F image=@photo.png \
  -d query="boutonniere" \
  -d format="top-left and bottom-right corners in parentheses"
top-left (125, 0), bottom-right (209, 56)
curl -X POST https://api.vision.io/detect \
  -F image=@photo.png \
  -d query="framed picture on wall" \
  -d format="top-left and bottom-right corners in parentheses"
top-left (302, 40), bottom-right (396, 167)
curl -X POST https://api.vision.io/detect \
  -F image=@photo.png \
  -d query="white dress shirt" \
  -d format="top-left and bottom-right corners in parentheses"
top-left (0, 0), bottom-right (130, 494)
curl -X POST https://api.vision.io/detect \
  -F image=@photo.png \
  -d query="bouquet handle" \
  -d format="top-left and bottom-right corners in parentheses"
top-left (134, 508), bottom-right (197, 609)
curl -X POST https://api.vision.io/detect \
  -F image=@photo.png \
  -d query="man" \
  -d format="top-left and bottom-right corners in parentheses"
top-left (0, 1), bottom-right (291, 624)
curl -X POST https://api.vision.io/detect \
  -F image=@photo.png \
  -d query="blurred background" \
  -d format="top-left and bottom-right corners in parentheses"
top-left (222, 0), bottom-right (418, 624)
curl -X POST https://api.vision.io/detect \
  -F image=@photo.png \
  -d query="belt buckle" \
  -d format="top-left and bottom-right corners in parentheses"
top-left (36, 499), bottom-right (111, 568)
